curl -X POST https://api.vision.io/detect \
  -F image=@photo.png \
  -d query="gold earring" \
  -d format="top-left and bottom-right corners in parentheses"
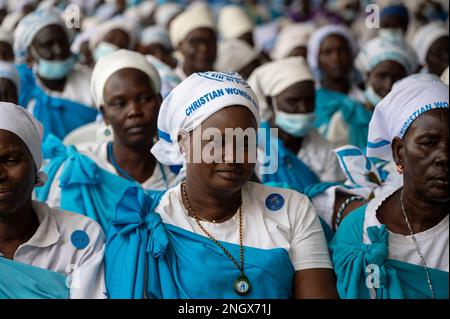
top-left (396, 164), bottom-right (404, 175)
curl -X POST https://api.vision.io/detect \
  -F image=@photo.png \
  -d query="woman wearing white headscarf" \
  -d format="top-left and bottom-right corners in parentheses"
top-left (271, 22), bottom-right (315, 60)
top-left (89, 16), bottom-right (137, 62)
top-left (105, 71), bottom-right (338, 299)
top-left (248, 57), bottom-right (345, 189)
top-left (0, 102), bottom-right (106, 299)
top-left (330, 75), bottom-right (449, 299)
top-left (214, 38), bottom-right (261, 79)
top-left (322, 35), bottom-right (419, 150)
top-left (169, 6), bottom-right (217, 80)
top-left (0, 60), bottom-right (20, 103)
top-left (218, 5), bottom-right (254, 47)
top-left (42, 50), bottom-right (178, 213)
top-left (137, 25), bottom-right (178, 69)
top-left (412, 21), bottom-right (449, 76)
top-left (14, 8), bottom-right (98, 140)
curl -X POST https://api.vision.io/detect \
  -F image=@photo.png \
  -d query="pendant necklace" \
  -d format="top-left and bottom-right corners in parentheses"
top-left (181, 182), bottom-right (251, 296)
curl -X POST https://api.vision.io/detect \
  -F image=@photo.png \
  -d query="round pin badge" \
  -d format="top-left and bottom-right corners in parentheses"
top-left (265, 193), bottom-right (284, 211)
top-left (71, 230), bottom-right (90, 250)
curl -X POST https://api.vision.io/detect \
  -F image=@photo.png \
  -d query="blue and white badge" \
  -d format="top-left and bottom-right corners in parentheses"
top-left (71, 230), bottom-right (90, 250)
top-left (265, 193), bottom-right (284, 211)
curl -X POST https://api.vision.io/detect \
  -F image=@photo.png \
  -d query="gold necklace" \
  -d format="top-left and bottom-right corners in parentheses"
top-left (181, 182), bottom-right (251, 296)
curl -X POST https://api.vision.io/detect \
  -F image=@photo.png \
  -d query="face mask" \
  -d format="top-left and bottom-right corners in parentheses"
top-left (341, 8), bottom-right (358, 22)
top-left (94, 42), bottom-right (119, 62)
top-left (36, 55), bottom-right (76, 80)
top-left (273, 100), bottom-right (316, 137)
top-left (364, 85), bottom-right (383, 108)
top-left (127, 0), bottom-right (142, 7)
top-left (378, 28), bottom-right (404, 41)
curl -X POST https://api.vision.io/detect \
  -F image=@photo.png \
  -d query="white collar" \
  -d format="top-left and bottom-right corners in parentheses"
top-left (26, 200), bottom-right (61, 248)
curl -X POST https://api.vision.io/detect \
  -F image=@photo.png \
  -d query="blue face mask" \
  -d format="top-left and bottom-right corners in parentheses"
top-left (273, 99), bottom-right (316, 137)
top-left (35, 55), bottom-right (76, 80)
top-left (365, 85), bottom-right (383, 108)
top-left (378, 28), bottom-right (404, 41)
top-left (127, 0), bottom-right (142, 7)
top-left (94, 42), bottom-right (119, 62)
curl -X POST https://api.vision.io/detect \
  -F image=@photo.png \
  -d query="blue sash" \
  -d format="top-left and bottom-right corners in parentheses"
top-left (35, 135), bottom-right (144, 234)
top-left (315, 88), bottom-right (372, 151)
top-left (0, 257), bottom-right (69, 299)
top-left (105, 187), bottom-right (295, 299)
top-left (329, 205), bottom-right (449, 299)
top-left (17, 64), bottom-right (98, 140)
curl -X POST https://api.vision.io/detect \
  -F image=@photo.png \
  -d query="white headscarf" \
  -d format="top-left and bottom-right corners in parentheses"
top-left (247, 56), bottom-right (314, 121)
top-left (367, 75), bottom-right (449, 161)
top-left (214, 39), bottom-right (259, 73)
top-left (169, 6), bottom-right (216, 49)
top-left (14, 8), bottom-right (73, 64)
top-left (355, 35), bottom-right (418, 76)
top-left (0, 61), bottom-right (20, 91)
top-left (90, 49), bottom-right (161, 108)
top-left (217, 5), bottom-right (253, 40)
top-left (140, 25), bottom-right (172, 50)
top-left (0, 102), bottom-right (46, 183)
top-left (412, 21), bottom-right (449, 66)
top-left (89, 16), bottom-right (137, 51)
top-left (154, 2), bottom-right (182, 28)
top-left (151, 71), bottom-right (260, 167)
top-left (0, 27), bottom-right (13, 46)
top-left (271, 22), bottom-right (315, 60)
top-left (307, 24), bottom-right (358, 77)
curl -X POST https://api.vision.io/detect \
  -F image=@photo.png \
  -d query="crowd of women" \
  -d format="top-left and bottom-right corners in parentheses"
top-left (0, 0), bottom-right (448, 299)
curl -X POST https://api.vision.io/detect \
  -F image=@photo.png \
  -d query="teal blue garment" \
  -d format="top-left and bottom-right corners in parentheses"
top-left (17, 64), bottom-right (98, 140)
top-left (0, 257), bottom-right (69, 299)
top-left (315, 88), bottom-right (372, 151)
top-left (330, 205), bottom-right (449, 299)
top-left (105, 187), bottom-right (295, 299)
top-left (35, 135), bottom-right (140, 234)
top-left (259, 122), bottom-right (320, 189)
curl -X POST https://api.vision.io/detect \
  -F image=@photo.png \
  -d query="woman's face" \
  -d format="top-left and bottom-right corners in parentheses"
top-left (274, 80), bottom-right (315, 114)
top-left (0, 79), bottom-right (18, 104)
top-left (101, 68), bottom-right (161, 148)
top-left (394, 109), bottom-right (449, 203)
top-left (318, 34), bottom-right (353, 80)
top-left (30, 24), bottom-right (71, 62)
top-left (0, 130), bottom-right (35, 217)
top-left (185, 106), bottom-right (257, 195)
top-left (368, 60), bottom-right (407, 98)
top-left (180, 27), bottom-right (217, 74)
top-left (426, 36), bottom-right (449, 76)
top-left (103, 28), bottom-right (130, 50)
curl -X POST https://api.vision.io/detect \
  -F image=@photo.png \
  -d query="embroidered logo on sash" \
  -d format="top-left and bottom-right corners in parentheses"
top-left (71, 230), bottom-right (90, 250)
top-left (265, 193), bottom-right (284, 211)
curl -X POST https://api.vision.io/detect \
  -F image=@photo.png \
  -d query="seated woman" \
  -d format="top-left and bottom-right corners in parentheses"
top-left (0, 61), bottom-right (20, 104)
top-left (413, 22), bottom-right (449, 77)
top-left (0, 102), bottom-right (106, 299)
top-left (327, 34), bottom-right (419, 151)
top-left (14, 8), bottom-right (98, 139)
top-left (307, 24), bottom-right (370, 150)
top-left (330, 76), bottom-right (449, 299)
top-left (169, 6), bottom-right (217, 80)
top-left (105, 71), bottom-right (338, 299)
top-left (89, 16), bottom-right (137, 63)
top-left (41, 50), bottom-right (177, 212)
top-left (137, 25), bottom-right (178, 70)
top-left (248, 57), bottom-right (345, 189)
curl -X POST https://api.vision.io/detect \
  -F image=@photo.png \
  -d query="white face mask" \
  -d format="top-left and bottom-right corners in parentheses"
top-left (378, 28), bottom-right (404, 41)
top-left (273, 99), bottom-right (316, 137)
top-left (94, 42), bottom-right (119, 62)
top-left (364, 85), bottom-right (383, 108)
